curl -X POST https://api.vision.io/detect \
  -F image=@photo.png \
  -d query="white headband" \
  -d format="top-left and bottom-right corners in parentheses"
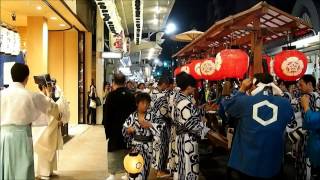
top-left (251, 78), bottom-right (283, 96)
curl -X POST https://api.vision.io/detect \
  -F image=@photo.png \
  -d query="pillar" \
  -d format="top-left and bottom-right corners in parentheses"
top-left (64, 29), bottom-right (79, 125)
top-left (26, 16), bottom-right (48, 91)
top-left (85, 32), bottom-right (92, 123)
top-left (48, 32), bottom-right (64, 90)
top-left (96, 10), bottom-right (104, 125)
top-left (251, 18), bottom-right (263, 74)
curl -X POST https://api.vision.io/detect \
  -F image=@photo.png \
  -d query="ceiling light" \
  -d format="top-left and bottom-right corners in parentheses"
top-left (155, 6), bottom-right (160, 14)
top-left (165, 22), bottom-right (176, 34)
top-left (50, 17), bottom-right (57, 20)
top-left (36, 6), bottom-right (42, 10)
top-left (59, 24), bottom-right (66, 27)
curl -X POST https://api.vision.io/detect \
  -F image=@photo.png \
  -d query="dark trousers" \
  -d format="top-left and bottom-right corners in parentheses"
top-left (87, 107), bottom-right (96, 124)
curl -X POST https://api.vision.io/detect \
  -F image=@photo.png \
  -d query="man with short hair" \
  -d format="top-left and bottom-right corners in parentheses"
top-left (172, 72), bottom-right (213, 180)
top-left (103, 73), bottom-right (136, 180)
top-left (291, 74), bottom-right (320, 180)
top-left (224, 73), bottom-right (294, 180)
top-left (0, 63), bottom-right (60, 180)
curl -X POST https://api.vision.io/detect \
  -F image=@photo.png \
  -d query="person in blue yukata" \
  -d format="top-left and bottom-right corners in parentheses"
top-left (300, 94), bottom-right (320, 180)
top-left (223, 73), bottom-right (295, 180)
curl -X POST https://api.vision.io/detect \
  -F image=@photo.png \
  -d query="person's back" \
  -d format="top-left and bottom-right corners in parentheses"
top-left (1, 81), bottom-right (55, 126)
top-left (225, 74), bottom-right (294, 179)
top-left (104, 87), bottom-right (136, 151)
top-left (1, 63), bottom-right (59, 180)
top-left (228, 93), bottom-right (293, 177)
top-left (103, 73), bottom-right (136, 180)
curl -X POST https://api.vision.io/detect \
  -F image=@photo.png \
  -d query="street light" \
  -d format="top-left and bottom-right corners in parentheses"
top-left (165, 22), bottom-right (176, 34)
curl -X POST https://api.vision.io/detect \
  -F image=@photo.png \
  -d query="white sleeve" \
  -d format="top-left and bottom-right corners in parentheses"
top-left (32, 92), bottom-right (59, 118)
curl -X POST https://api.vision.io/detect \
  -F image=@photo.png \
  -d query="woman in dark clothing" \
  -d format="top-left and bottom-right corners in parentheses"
top-left (87, 80), bottom-right (97, 125)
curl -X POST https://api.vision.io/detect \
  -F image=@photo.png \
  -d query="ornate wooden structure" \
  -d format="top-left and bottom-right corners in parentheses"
top-left (173, 2), bottom-right (312, 74)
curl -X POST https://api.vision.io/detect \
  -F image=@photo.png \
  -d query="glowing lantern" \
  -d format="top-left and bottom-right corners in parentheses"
top-left (215, 49), bottom-right (249, 79)
top-left (174, 67), bottom-right (181, 77)
top-left (189, 60), bottom-right (202, 80)
top-left (181, 65), bottom-right (190, 74)
top-left (200, 57), bottom-right (222, 80)
top-left (274, 50), bottom-right (308, 81)
top-left (123, 151), bottom-right (144, 178)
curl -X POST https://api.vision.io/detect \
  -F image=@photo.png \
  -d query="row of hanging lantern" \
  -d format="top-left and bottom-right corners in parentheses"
top-left (175, 48), bottom-right (250, 80)
top-left (174, 48), bottom-right (308, 81)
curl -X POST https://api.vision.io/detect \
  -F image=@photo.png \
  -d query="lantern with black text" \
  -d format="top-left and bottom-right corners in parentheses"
top-left (215, 49), bottom-right (249, 78)
top-left (189, 60), bottom-right (202, 80)
top-left (200, 58), bottom-right (222, 80)
top-left (274, 50), bottom-right (308, 81)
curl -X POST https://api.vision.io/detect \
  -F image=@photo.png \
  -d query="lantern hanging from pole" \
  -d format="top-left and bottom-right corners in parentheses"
top-left (273, 50), bottom-right (308, 81)
top-left (215, 49), bottom-right (249, 79)
top-left (123, 151), bottom-right (144, 178)
top-left (189, 59), bottom-right (202, 80)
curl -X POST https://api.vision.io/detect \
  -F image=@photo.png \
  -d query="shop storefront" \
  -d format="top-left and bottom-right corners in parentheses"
top-left (0, 0), bottom-right (95, 134)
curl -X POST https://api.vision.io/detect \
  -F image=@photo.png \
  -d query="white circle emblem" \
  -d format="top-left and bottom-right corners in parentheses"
top-left (281, 57), bottom-right (304, 76)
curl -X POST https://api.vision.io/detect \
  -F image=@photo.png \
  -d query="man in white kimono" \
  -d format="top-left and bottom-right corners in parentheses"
top-left (0, 63), bottom-right (60, 180)
top-left (33, 80), bottom-right (64, 180)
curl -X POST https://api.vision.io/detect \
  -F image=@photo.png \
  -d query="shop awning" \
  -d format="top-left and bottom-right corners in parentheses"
top-left (173, 1), bottom-right (312, 60)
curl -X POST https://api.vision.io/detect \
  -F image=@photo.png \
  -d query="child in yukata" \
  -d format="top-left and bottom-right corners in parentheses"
top-left (122, 92), bottom-right (163, 180)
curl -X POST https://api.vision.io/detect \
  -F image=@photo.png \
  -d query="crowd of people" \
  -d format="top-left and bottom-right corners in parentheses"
top-left (103, 72), bottom-right (320, 180)
top-left (1, 63), bottom-right (319, 180)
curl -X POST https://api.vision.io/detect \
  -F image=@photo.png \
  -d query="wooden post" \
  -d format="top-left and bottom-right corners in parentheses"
top-left (251, 18), bottom-right (263, 74)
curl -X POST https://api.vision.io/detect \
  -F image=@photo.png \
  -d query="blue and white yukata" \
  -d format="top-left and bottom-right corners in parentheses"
top-left (122, 112), bottom-right (163, 180)
top-left (150, 87), bottom-right (171, 171)
top-left (172, 92), bottom-right (210, 180)
top-left (287, 91), bottom-right (320, 180)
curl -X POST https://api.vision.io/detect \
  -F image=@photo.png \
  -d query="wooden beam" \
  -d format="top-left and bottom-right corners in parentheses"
top-left (251, 18), bottom-right (263, 74)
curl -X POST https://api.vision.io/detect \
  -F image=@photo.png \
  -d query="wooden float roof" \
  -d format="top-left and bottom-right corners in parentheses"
top-left (173, 1), bottom-right (312, 58)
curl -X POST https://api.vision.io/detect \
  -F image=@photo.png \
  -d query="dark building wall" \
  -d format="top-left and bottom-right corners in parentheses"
top-left (76, 0), bottom-right (96, 33)
top-left (292, 0), bottom-right (320, 31)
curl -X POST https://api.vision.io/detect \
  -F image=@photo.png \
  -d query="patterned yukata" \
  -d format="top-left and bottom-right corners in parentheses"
top-left (150, 88), bottom-right (171, 171)
top-left (172, 92), bottom-right (210, 180)
top-left (167, 88), bottom-right (180, 174)
top-left (287, 91), bottom-right (320, 180)
top-left (122, 112), bottom-right (163, 180)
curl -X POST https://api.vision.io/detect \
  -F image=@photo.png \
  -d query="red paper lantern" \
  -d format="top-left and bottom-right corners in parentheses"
top-left (215, 49), bottom-right (249, 78)
top-left (181, 65), bottom-right (191, 74)
top-left (200, 57), bottom-right (223, 80)
top-left (274, 50), bottom-right (308, 81)
top-left (174, 67), bottom-right (181, 77)
top-left (188, 60), bottom-right (202, 80)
